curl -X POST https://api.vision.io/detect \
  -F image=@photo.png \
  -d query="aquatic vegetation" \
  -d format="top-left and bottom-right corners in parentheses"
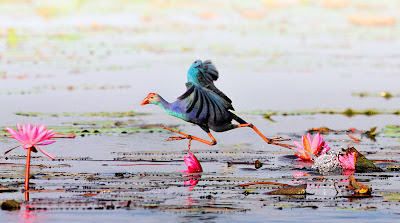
top-left (266, 184), bottom-right (307, 195)
top-left (339, 152), bottom-right (357, 170)
top-left (292, 133), bottom-right (330, 161)
top-left (15, 111), bottom-right (140, 117)
top-left (180, 152), bottom-right (203, 173)
top-left (5, 122), bottom-right (56, 201)
top-left (1, 200), bottom-right (20, 210)
top-left (0, 90), bottom-right (41, 95)
top-left (348, 176), bottom-right (372, 195)
top-left (384, 126), bottom-right (400, 137)
top-left (352, 91), bottom-right (398, 99)
top-left (253, 109), bottom-right (400, 118)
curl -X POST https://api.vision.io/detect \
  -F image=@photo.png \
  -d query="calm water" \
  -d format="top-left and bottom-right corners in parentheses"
top-left (0, 0), bottom-right (400, 222)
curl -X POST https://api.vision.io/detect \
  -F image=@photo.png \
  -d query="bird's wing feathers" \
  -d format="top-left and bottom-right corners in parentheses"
top-left (199, 60), bottom-right (219, 83)
top-left (177, 85), bottom-right (231, 123)
top-left (177, 84), bottom-right (194, 102)
top-left (195, 60), bottom-right (233, 107)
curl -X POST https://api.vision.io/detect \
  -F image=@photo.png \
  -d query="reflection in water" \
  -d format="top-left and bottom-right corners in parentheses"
top-left (183, 175), bottom-right (200, 205)
top-left (342, 170), bottom-right (355, 176)
top-left (184, 178), bottom-right (199, 191)
top-left (184, 197), bottom-right (197, 206)
top-left (17, 204), bottom-right (49, 223)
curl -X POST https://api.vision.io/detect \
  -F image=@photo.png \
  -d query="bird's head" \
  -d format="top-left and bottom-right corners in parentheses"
top-left (188, 60), bottom-right (204, 76)
top-left (141, 93), bottom-right (161, 105)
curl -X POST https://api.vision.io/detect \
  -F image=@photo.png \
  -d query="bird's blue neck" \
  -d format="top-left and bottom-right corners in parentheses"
top-left (156, 95), bottom-right (187, 120)
top-left (155, 96), bottom-right (170, 111)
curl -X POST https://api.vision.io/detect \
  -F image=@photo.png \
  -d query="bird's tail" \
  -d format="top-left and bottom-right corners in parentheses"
top-left (230, 112), bottom-right (247, 124)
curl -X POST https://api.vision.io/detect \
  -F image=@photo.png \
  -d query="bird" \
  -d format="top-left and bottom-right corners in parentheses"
top-left (141, 59), bottom-right (292, 150)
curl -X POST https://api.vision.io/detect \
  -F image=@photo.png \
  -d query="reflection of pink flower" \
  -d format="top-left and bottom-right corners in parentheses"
top-left (184, 179), bottom-right (199, 186)
top-left (339, 152), bottom-right (357, 170)
top-left (6, 123), bottom-right (56, 159)
top-left (184, 179), bottom-right (199, 191)
top-left (180, 152), bottom-right (202, 173)
top-left (342, 170), bottom-right (355, 175)
top-left (184, 197), bottom-right (197, 205)
top-left (293, 133), bottom-right (330, 161)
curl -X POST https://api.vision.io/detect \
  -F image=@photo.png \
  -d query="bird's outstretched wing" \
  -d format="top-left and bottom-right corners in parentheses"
top-left (177, 84), bottom-right (232, 124)
top-left (187, 60), bottom-right (233, 109)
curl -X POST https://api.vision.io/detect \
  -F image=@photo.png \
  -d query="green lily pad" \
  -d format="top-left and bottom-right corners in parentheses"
top-left (1, 123), bottom-right (166, 136)
top-left (15, 111), bottom-right (147, 118)
top-left (384, 126), bottom-right (400, 137)
top-left (352, 91), bottom-right (398, 99)
top-left (0, 90), bottom-right (41, 95)
top-left (383, 193), bottom-right (400, 201)
top-left (248, 109), bottom-right (400, 118)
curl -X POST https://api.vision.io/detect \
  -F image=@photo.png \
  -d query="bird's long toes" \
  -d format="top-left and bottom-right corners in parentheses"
top-left (270, 137), bottom-right (291, 142)
top-left (273, 139), bottom-right (291, 142)
top-left (166, 136), bottom-right (187, 141)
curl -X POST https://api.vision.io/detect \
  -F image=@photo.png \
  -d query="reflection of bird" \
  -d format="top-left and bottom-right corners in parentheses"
top-left (141, 60), bottom-right (291, 150)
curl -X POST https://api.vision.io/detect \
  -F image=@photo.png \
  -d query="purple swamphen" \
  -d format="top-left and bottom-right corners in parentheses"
top-left (141, 60), bottom-right (292, 150)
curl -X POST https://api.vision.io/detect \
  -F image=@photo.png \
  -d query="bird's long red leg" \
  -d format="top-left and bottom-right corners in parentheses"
top-left (161, 126), bottom-right (217, 151)
top-left (237, 124), bottom-right (294, 149)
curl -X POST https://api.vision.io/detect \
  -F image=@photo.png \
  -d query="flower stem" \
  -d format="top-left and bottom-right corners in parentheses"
top-left (24, 147), bottom-right (32, 201)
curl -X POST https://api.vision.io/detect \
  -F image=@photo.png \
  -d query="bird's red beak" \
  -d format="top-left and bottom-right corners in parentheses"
top-left (141, 96), bottom-right (149, 106)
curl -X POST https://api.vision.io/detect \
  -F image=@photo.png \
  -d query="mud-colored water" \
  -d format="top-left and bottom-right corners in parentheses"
top-left (1, 0), bottom-right (400, 222)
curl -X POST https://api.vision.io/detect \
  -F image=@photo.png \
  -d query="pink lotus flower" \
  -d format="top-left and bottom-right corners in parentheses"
top-left (5, 122), bottom-right (57, 201)
top-left (339, 152), bottom-right (357, 170)
top-left (293, 133), bottom-right (330, 161)
top-left (6, 122), bottom-right (56, 159)
top-left (180, 152), bottom-right (203, 173)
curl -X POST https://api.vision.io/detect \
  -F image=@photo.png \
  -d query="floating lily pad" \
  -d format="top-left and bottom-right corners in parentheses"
top-left (15, 111), bottom-right (144, 117)
top-left (384, 126), bottom-right (400, 137)
top-left (1, 124), bottom-right (164, 136)
top-left (1, 200), bottom-right (20, 210)
top-left (247, 109), bottom-right (400, 118)
top-left (266, 184), bottom-right (307, 195)
top-left (352, 92), bottom-right (399, 99)
top-left (0, 90), bottom-right (41, 95)
top-left (383, 193), bottom-right (400, 201)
